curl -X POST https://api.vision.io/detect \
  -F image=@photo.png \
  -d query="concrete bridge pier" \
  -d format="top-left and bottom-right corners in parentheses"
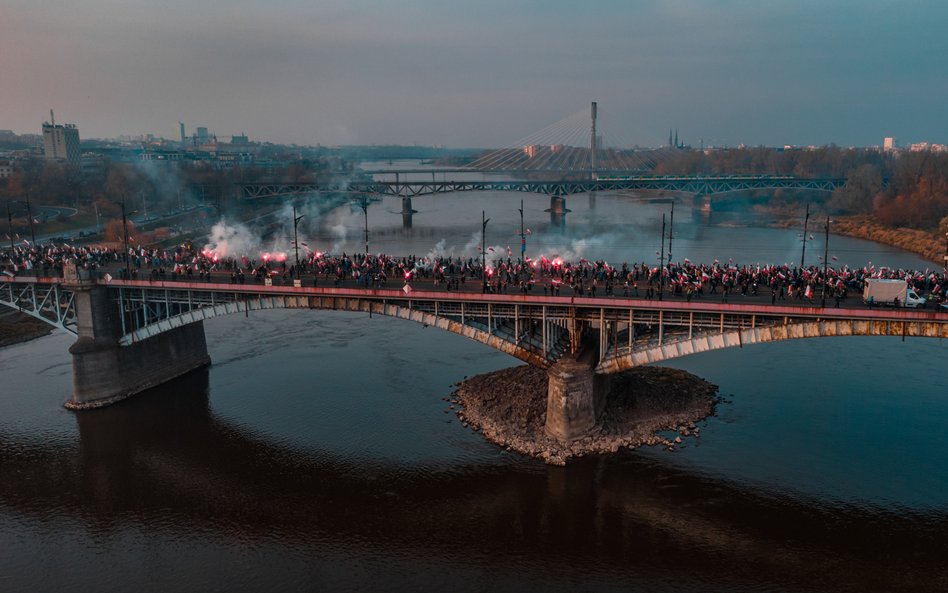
top-left (544, 356), bottom-right (606, 441)
top-left (546, 196), bottom-right (569, 230)
top-left (64, 272), bottom-right (211, 410)
top-left (401, 197), bottom-right (417, 230)
top-left (695, 194), bottom-right (712, 211)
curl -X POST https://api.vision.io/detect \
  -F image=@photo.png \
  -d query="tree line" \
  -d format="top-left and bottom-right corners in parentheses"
top-left (656, 146), bottom-right (948, 234)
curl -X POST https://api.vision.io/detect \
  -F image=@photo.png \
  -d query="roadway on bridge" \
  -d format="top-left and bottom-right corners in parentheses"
top-left (61, 262), bottom-right (948, 316)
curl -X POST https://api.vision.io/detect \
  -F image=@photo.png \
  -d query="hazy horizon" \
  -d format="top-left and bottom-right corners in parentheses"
top-left (2, 0), bottom-right (946, 148)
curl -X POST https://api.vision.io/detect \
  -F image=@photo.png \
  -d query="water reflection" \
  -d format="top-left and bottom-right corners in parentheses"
top-left (1, 368), bottom-right (945, 592)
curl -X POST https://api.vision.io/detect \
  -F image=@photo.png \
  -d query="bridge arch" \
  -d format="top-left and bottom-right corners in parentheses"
top-left (120, 293), bottom-right (570, 369)
top-left (597, 316), bottom-right (948, 373)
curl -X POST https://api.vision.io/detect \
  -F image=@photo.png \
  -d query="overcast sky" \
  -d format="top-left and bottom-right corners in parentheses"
top-left (2, 0), bottom-right (945, 148)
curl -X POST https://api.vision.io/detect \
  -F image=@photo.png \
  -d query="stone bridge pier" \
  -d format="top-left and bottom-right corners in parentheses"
top-left (64, 267), bottom-right (211, 410)
top-left (544, 329), bottom-right (606, 441)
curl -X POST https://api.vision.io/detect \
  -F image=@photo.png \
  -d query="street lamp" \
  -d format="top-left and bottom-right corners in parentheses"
top-left (659, 212), bottom-right (666, 301)
top-left (518, 199), bottom-right (525, 263)
top-left (114, 197), bottom-right (137, 280)
top-left (24, 191), bottom-right (35, 245)
top-left (292, 205), bottom-right (304, 272)
top-left (6, 202), bottom-right (14, 251)
top-left (481, 210), bottom-right (490, 293)
top-left (800, 202), bottom-right (810, 269)
top-left (357, 195), bottom-right (370, 260)
top-left (821, 215), bottom-right (831, 308)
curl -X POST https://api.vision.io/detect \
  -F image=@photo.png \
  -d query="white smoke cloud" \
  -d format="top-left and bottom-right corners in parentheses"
top-left (203, 220), bottom-right (260, 258)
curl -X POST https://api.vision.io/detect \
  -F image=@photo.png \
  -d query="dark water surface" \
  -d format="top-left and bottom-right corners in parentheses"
top-left (2, 190), bottom-right (947, 592)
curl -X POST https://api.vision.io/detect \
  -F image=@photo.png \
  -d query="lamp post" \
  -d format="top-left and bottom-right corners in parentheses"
top-left (114, 197), bottom-right (137, 280)
top-left (800, 202), bottom-right (810, 269)
top-left (25, 191), bottom-right (35, 245)
top-left (292, 205), bottom-right (304, 273)
top-left (659, 213), bottom-right (666, 301)
top-left (121, 198), bottom-right (131, 280)
top-left (357, 195), bottom-right (370, 260)
top-left (821, 215), bottom-right (830, 308)
top-left (518, 199), bottom-right (525, 263)
top-left (667, 201), bottom-right (674, 264)
top-left (481, 210), bottom-right (490, 293)
top-left (6, 202), bottom-right (14, 251)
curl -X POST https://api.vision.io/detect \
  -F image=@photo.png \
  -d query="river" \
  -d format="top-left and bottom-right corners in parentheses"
top-left (2, 169), bottom-right (947, 592)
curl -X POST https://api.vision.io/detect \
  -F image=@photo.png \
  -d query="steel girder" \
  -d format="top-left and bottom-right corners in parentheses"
top-left (240, 176), bottom-right (847, 199)
top-left (0, 281), bottom-right (78, 335)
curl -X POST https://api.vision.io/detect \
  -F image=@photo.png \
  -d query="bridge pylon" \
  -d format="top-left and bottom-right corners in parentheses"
top-left (63, 263), bottom-right (211, 409)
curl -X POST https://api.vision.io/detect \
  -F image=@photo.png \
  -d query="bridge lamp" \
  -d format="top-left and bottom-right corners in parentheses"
top-left (5, 201), bottom-right (14, 251)
top-left (6, 198), bottom-right (36, 247)
top-left (113, 197), bottom-right (137, 280)
top-left (292, 206), bottom-right (304, 272)
top-left (23, 192), bottom-right (35, 245)
top-left (821, 216), bottom-right (832, 308)
top-left (482, 211), bottom-right (490, 293)
top-left (357, 195), bottom-right (370, 260)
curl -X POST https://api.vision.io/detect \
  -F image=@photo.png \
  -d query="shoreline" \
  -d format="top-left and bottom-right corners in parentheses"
top-left (759, 207), bottom-right (946, 266)
top-left (452, 365), bottom-right (720, 465)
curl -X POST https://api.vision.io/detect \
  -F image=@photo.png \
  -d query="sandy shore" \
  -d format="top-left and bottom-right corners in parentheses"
top-left (0, 312), bottom-right (53, 348)
top-left (451, 365), bottom-right (719, 465)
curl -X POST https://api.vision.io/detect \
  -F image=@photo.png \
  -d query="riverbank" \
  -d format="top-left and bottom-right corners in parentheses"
top-left (452, 365), bottom-right (719, 465)
top-left (761, 206), bottom-right (946, 266)
top-left (830, 216), bottom-right (947, 266)
top-left (0, 312), bottom-right (53, 348)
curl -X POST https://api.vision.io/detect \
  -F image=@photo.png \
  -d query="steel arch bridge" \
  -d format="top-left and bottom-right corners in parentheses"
top-left (239, 175), bottom-right (847, 200)
top-left (4, 277), bottom-right (946, 374)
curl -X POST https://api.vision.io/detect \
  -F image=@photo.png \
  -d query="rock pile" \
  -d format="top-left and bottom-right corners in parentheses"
top-left (453, 365), bottom-right (719, 465)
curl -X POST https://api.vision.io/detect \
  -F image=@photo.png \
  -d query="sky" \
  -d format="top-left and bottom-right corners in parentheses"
top-left (2, 0), bottom-right (946, 148)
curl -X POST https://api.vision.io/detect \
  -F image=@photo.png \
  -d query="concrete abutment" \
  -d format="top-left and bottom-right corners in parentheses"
top-left (65, 281), bottom-right (210, 410)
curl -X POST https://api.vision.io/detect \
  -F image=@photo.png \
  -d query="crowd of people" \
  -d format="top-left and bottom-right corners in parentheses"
top-left (3, 239), bottom-right (947, 308)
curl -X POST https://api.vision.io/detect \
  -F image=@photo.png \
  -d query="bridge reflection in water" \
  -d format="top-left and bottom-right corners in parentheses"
top-left (0, 368), bottom-right (945, 592)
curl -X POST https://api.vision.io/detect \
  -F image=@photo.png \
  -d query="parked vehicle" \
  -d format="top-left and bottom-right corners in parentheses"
top-left (862, 279), bottom-right (926, 308)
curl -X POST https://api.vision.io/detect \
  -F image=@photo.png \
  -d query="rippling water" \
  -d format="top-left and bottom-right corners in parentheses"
top-left (2, 187), bottom-right (947, 592)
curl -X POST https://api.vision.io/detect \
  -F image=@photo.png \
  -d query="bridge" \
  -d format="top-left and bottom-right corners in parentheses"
top-left (3, 266), bottom-right (946, 441)
top-left (238, 103), bottom-right (847, 207)
top-left (239, 175), bottom-right (847, 201)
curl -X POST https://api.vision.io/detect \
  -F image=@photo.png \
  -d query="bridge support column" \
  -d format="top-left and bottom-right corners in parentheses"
top-left (65, 284), bottom-right (211, 410)
top-left (544, 357), bottom-right (605, 441)
top-left (401, 197), bottom-right (416, 230)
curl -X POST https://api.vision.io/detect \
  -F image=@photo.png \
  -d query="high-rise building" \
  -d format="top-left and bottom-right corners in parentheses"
top-left (883, 137), bottom-right (898, 152)
top-left (42, 110), bottom-right (80, 164)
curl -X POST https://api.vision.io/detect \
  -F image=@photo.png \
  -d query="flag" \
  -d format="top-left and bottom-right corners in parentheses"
top-left (104, 273), bottom-right (113, 283)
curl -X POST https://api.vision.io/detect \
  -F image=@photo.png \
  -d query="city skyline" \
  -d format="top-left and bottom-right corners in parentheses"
top-left (2, 0), bottom-right (946, 148)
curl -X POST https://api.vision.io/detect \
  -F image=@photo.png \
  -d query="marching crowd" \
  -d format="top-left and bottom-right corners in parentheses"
top-left (3, 240), bottom-right (947, 308)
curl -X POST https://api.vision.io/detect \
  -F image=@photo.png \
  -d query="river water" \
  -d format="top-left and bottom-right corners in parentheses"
top-left (2, 169), bottom-right (947, 592)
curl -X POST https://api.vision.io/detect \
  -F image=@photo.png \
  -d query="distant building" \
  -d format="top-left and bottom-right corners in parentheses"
top-left (231, 134), bottom-right (249, 145)
top-left (883, 137), bottom-right (898, 152)
top-left (195, 127), bottom-right (210, 144)
top-left (0, 159), bottom-right (12, 179)
top-left (42, 111), bottom-right (81, 164)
